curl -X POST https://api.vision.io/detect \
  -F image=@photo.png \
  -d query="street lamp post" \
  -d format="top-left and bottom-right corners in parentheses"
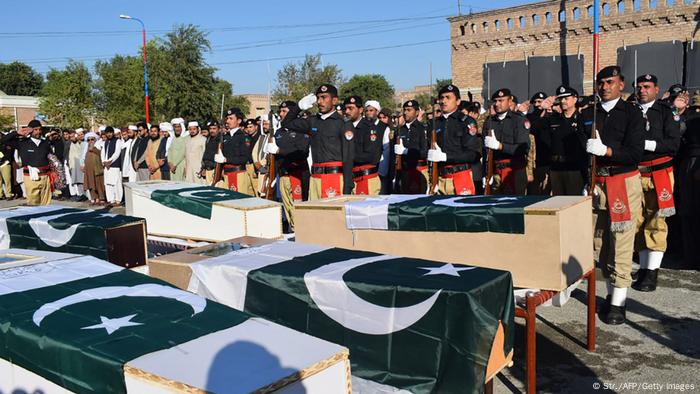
top-left (120, 14), bottom-right (150, 124)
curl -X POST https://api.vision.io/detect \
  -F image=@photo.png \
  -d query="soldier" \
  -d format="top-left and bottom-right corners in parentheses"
top-left (527, 92), bottom-right (551, 195)
top-left (583, 66), bottom-right (644, 325)
top-left (201, 120), bottom-right (221, 186)
top-left (364, 100), bottom-right (392, 194)
top-left (427, 84), bottom-right (482, 195)
top-left (483, 88), bottom-right (530, 195)
top-left (282, 84), bottom-right (354, 200)
top-left (264, 101), bottom-right (311, 231)
top-left (343, 96), bottom-right (382, 195)
top-left (540, 86), bottom-right (588, 195)
top-left (215, 107), bottom-right (255, 195)
top-left (677, 90), bottom-right (700, 268)
top-left (632, 74), bottom-right (681, 292)
top-left (394, 100), bottom-right (428, 194)
top-left (244, 118), bottom-right (263, 195)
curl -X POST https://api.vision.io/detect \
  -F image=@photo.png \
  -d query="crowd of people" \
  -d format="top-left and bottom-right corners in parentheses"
top-left (1, 65), bottom-right (699, 325)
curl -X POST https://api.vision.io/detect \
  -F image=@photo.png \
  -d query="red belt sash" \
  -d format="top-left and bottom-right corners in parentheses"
top-left (22, 165), bottom-right (51, 176)
top-left (224, 167), bottom-right (247, 192)
top-left (494, 159), bottom-right (523, 191)
top-left (282, 168), bottom-right (306, 201)
top-left (441, 166), bottom-right (475, 196)
top-left (312, 161), bottom-right (342, 198)
top-left (639, 156), bottom-right (675, 217)
top-left (597, 169), bottom-right (639, 232)
top-left (352, 164), bottom-right (378, 195)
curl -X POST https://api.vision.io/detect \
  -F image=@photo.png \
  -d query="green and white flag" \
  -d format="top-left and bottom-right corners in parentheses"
top-left (0, 255), bottom-right (249, 393)
top-left (132, 181), bottom-right (250, 219)
top-left (345, 194), bottom-right (549, 234)
top-left (189, 241), bottom-right (515, 394)
top-left (0, 205), bottom-right (143, 260)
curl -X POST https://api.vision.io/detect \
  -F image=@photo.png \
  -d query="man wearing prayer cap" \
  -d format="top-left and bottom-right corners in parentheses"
top-left (167, 119), bottom-right (188, 181)
top-left (631, 74), bottom-right (681, 292)
top-left (185, 121), bottom-right (207, 183)
top-left (282, 84), bottom-right (355, 199)
top-left (581, 65), bottom-right (645, 325)
top-left (100, 126), bottom-right (124, 204)
top-left (121, 125), bottom-right (138, 183)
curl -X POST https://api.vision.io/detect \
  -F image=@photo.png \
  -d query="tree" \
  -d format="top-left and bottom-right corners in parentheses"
top-left (340, 74), bottom-right (395, 112)
top-left (433, 78), bottom-right (453, 96)
top-left (0, 113), bottom-right (15, 130)
top-left (414, 93), bottom-right (434, 113)
top-left (0, 62), bottom-right (44, 96)
top-left (211, 78), bottom-right (250, 119)
top-left (274, 54), bottom-right (344, 102)
top-left (94, 55), bottom-right (144, 125)
top-left (39, 61), bottom-right (94, 128)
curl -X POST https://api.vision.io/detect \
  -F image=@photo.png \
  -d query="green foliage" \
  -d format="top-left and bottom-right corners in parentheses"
top-left (211, 78), bottom-right (251, 120)
top-left (414, 93), bottom-right (433, 112)
top-left (273, 54), bottom-right (344, 102)
top-left (434, 78), bottom-right (453, 96)
top-left (94, 55), bottom-right (144, 125)
top-left (340, 74), bottom-right (396, 112)
top-left (0, 62), bottom-right (44, 96)
top-left (39, 61), bottom-right (94, 128)
top-left (0, 113), bottom-right (15, 130)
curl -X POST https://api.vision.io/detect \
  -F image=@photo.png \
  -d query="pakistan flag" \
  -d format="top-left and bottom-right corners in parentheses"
top-left (0, 256), bottom-right (248, 393)
top-left (345, 194), bottom-right (549, 233)
top-left (150, 185), bottom-right (250, 219)
top-left (189, 241), bottom-right (515, 394)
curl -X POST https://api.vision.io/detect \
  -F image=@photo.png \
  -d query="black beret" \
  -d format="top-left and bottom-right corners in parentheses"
top-left (597, 65), bottom-right (623, 81)
top-left (530, 92), bottom-right (547, 102)
top-left (555, 85), bottom-right (579, 98)
top-left (403, 100), bottom-right (420, 109)
top-left (636, 74), bottom-right (658, 85)
top-left (207, 120), bottom-right (220, 127)
top-left (104, 126), bottom-right (115, 133)
top-left (315, 84), bottom-right (338, 96)
top-left (667, 84), bottom-right (686, 96)
top-left (491, 88), bottom-right (512, 100)
top-left (279, 100), bottom-right (297, 109)
top-left (244, 119), bottom-right (257, 127)
top-left (343, 96), bottom-right (363, 107)
top-left (27, 119), bottom-right (42, 128)
top-left (225, 107), bottom-right (244, 118)
top-left (438, 84), bottom-right (461, 99)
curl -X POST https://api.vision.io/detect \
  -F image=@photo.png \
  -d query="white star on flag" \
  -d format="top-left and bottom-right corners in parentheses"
top-left (418, 264), bottom-right (476, 277)
top-left (81, 314), bottom-right (142, 335)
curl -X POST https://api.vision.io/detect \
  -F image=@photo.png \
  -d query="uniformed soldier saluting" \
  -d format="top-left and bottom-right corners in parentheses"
top-left (540, 86), bottom-right (588, 195)
top-left (394, 100), bottom-right (428, 194)
top-left (343, 96), bottom-right (382, 195)
top-left (215, 107), bottom-right (255, 195)
top-left (0, 120), bottom-right (56, 205)
top-left (426, 84), bottom-right (482, 195)
top-left (264, 100), bottom-right (311, 231)
top-left (282, 84), bottom-right (354, 200)
top-left (483, 88), bottom-right (531, 195)
top-left (582, 65), bottom-right (644, 325)
top-left (632, 74), bottom-right (681, 292)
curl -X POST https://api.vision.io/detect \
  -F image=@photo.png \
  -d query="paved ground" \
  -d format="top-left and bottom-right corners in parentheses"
top-left (2, 198), bottom-right (699, 394)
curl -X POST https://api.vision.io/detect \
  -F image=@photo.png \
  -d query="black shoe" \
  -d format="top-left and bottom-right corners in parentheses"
top-left (632, 269), bottom-right (658, 292)
top-left (600, 297), bottom-right (626, 325)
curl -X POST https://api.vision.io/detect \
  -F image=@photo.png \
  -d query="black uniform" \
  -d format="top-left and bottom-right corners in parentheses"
top-left (222, 128), bottom-right (253, 167)
top-left (275, 126), bottom-right (311, 200)
top-left (353, 118), bottom-right (383, 166)
top-left (282, 106), bottom-right (355, 194)
top-left (0, 132), bottom-right (53, 168)
top-left (482, 111), bottom-right (530, 194)
top-left (130, 136), bottom-right (149, 169)
top-left (398, 120), bottom-right (428, 168)
top-left (541, 111), bottom-right (588, 172)
top-left (201, 135), bottom-right (219, 171)
top-left (430, 112), bottom-right (481, 165)
top-left (640, 100), bottom-right (681, 162)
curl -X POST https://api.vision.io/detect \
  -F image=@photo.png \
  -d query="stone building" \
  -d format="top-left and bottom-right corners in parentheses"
top-left (0, 90), bottom-right (41, 129)
top-left (449, 0), bottom-right (699, 102)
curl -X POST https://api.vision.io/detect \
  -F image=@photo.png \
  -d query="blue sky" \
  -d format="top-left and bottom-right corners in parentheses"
top-left (1, 0), bottom-right (530, 94)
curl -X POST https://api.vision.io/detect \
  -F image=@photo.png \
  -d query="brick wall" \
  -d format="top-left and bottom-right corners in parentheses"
top-left (449, 0), bottom-right (700, 102)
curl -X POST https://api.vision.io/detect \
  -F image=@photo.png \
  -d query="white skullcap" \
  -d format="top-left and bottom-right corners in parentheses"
top-left (128, 125), bottom-right (138, 131)
top-left (159, 122), bottom-right (173, 131)
top-left (171, 117), bottom-right (185, 125)
top-left (188, 121), bottom-right (199, 128)
top-left (84, 131), bottom-right (98, 141)
top-left (364, 100), bottom-right (381, 111)
top-left (75, 128), bottom-right (84, 133)
top-left (98, 125), bottom-right (106, 132)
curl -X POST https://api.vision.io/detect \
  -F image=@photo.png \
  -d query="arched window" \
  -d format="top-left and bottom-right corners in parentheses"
top-left (666, 0), bottom-right (674, 6)
top-left (545, 12), bottom-right (552, 24)
top-left (471, 23), bottom-right (476, 33)
top-left (460, 25), bottom-right (465, 35)
top-left (519, 16), bottom-right (526, 28)
top-left (532, 14), bottom-right (539, 25)
top-left (573, 7), bottom-right (581, 20)
top-left (558, 10), bottom-right (566, 22)
top-left (494, 20), bottom-right (500, 30)
top-left (633, 0), bottom-right (641, 11)
top-left (507, 18), bottom-right (513, 29)
top-left (649, 0), bottom-right (657, 9)
top-left (483, 21), bottom-right (489, 32)
top-left (603, 3), bottom-right (611, 15)
top-left (587, 5), bottom-right (594, 17)
top-left (684, 0), bottom-right (693, 4)
top-left (617, 0), bottom-right (625, 13)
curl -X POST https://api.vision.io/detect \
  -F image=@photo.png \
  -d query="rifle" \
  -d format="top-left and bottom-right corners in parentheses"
top-left (261, 110), bottom-right (277, 200)
top-left (211, 122), bottom-right (225, 187)
top-left (485, 122), bottom-right (495, 195)
top-left (428, 99), bottom-right (439, 195)
top-left (588, 0), bottom-right (601, 196)
top-left (393, 118), bottom-right (402, 192)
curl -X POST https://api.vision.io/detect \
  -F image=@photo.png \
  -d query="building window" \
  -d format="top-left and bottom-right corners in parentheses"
top-left (587, 5), bottom-right (594, 17)
top-left (532, 14), bottom-right (539, 25)
top-left (507, 18), bottom-right (513, 29)
top-left (573, 7), bottom-right (581, 20)
top-left (483, 21), bottom-right (489, 32)
top-left (460, 25), bottom-right (466, 35)
top-left (545, 12), bottom-right (552, 24)
top-left (618, 0), bottom-right (625, 13)
top-left (684, 0), bottom-right (693, 4)
top-left (603, 3), bottom-right (611, 15)
top-left (649, 0), bottom-right (657, 9)
top-left (493, 20), bottom-right (500, 30)
top-left (558, 10), bottom-right (566, 22)
top-left (519, 16), bottom-right (526, 28)
top-left (666, 0), bottom-right (674, 6)
top-left (471, 23), bottom-right (476, 33)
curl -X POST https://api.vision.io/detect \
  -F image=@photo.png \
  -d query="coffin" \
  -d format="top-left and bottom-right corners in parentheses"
top-left (0, 205), bottom-right (147, 268)
top-left (0, 248), bottom-right (350, 394)
top-left (125, 181), bottom-right (282, 242)
top-left (293, 195), bottom-right (594, 291)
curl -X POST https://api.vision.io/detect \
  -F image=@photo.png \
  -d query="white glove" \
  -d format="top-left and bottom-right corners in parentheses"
top-left (28, 166), bottom-right (40, 181)
top-left (394, 141), bottom-right (407, 155)
top-left (484, 131), bottom-right (501, 150)
top-left (214, 153), bottom-right (226, 164)
top-left (298, 93), bottom-right (317, 111)
top-left (586, 130), bottom-right (608, 157)
top-left (644, 140), bottom-right (657, 152)
top-left (264, 140), bottom-right (280, 154)
top-left (427, 145), bottom-right (447, 162)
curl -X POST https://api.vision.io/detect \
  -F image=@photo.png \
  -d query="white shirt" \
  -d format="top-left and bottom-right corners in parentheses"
top-left (320, 111), bottom-right (335, 120)
top-left (442, 111), bottom-right (456, 119)
top-left (229, 127), bottom-right (240, 136)
top-left (497, 112), bottom-right (507, 121)
top-left (640, 100), bottom-right (655, 115)
top-left (352, 119), bottom-right (362, 128)
top-left (100, 137), bottom-right (124, 164)
top-left (601, 97), bottom-right (621, 113)
top-left (30, 137), bottom-right (42, 147)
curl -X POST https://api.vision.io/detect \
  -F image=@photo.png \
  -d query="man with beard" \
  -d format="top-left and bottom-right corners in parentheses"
top-left (145, 124), bottom-right (164, 180)
top-left (167, 118), bottom-right (187, 181)
top-left (131, 122), bottom-right (151, 181)
top-left (121, 125), bottom-right (137, 183)
top-left (100, 126), bottom-right (124, 204)
top-left (201, 120), bottom-right (222, 186)
top-left (185, 121), bottom-right (206, 184)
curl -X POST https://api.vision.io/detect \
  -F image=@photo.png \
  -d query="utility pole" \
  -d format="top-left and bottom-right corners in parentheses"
top-left (457, 0), bottom-right (462, 15)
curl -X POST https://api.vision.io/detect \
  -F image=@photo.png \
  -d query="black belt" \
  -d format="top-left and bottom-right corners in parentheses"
top-left (223, 164), bottom-right (246, 173)
top-left (639, 160), bottom-right (673, 174)
top-left (550, 155), bottom-right (568, 163)
top-left (279, 165), bottom-right (308, 176)
top-left (353, 166), bottom-right (378, 178)
top-left (596, 165), bottom-right (637, 177)
top-left (495, 162), bottom-right (511, 170)
top-left (439, 163), bottom-right (470, 176)
top-left (311, 166), bottom-right (342, 175)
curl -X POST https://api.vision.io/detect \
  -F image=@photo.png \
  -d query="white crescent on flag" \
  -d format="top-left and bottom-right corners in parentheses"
top-left (178, 190), bottom-right (231, 199)
top-left (29, 211), bottom-right (118, 248)
top-left (304, 255), bottom-right (441, 335)
top-left (432, 196), bottom-right (519, 208)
